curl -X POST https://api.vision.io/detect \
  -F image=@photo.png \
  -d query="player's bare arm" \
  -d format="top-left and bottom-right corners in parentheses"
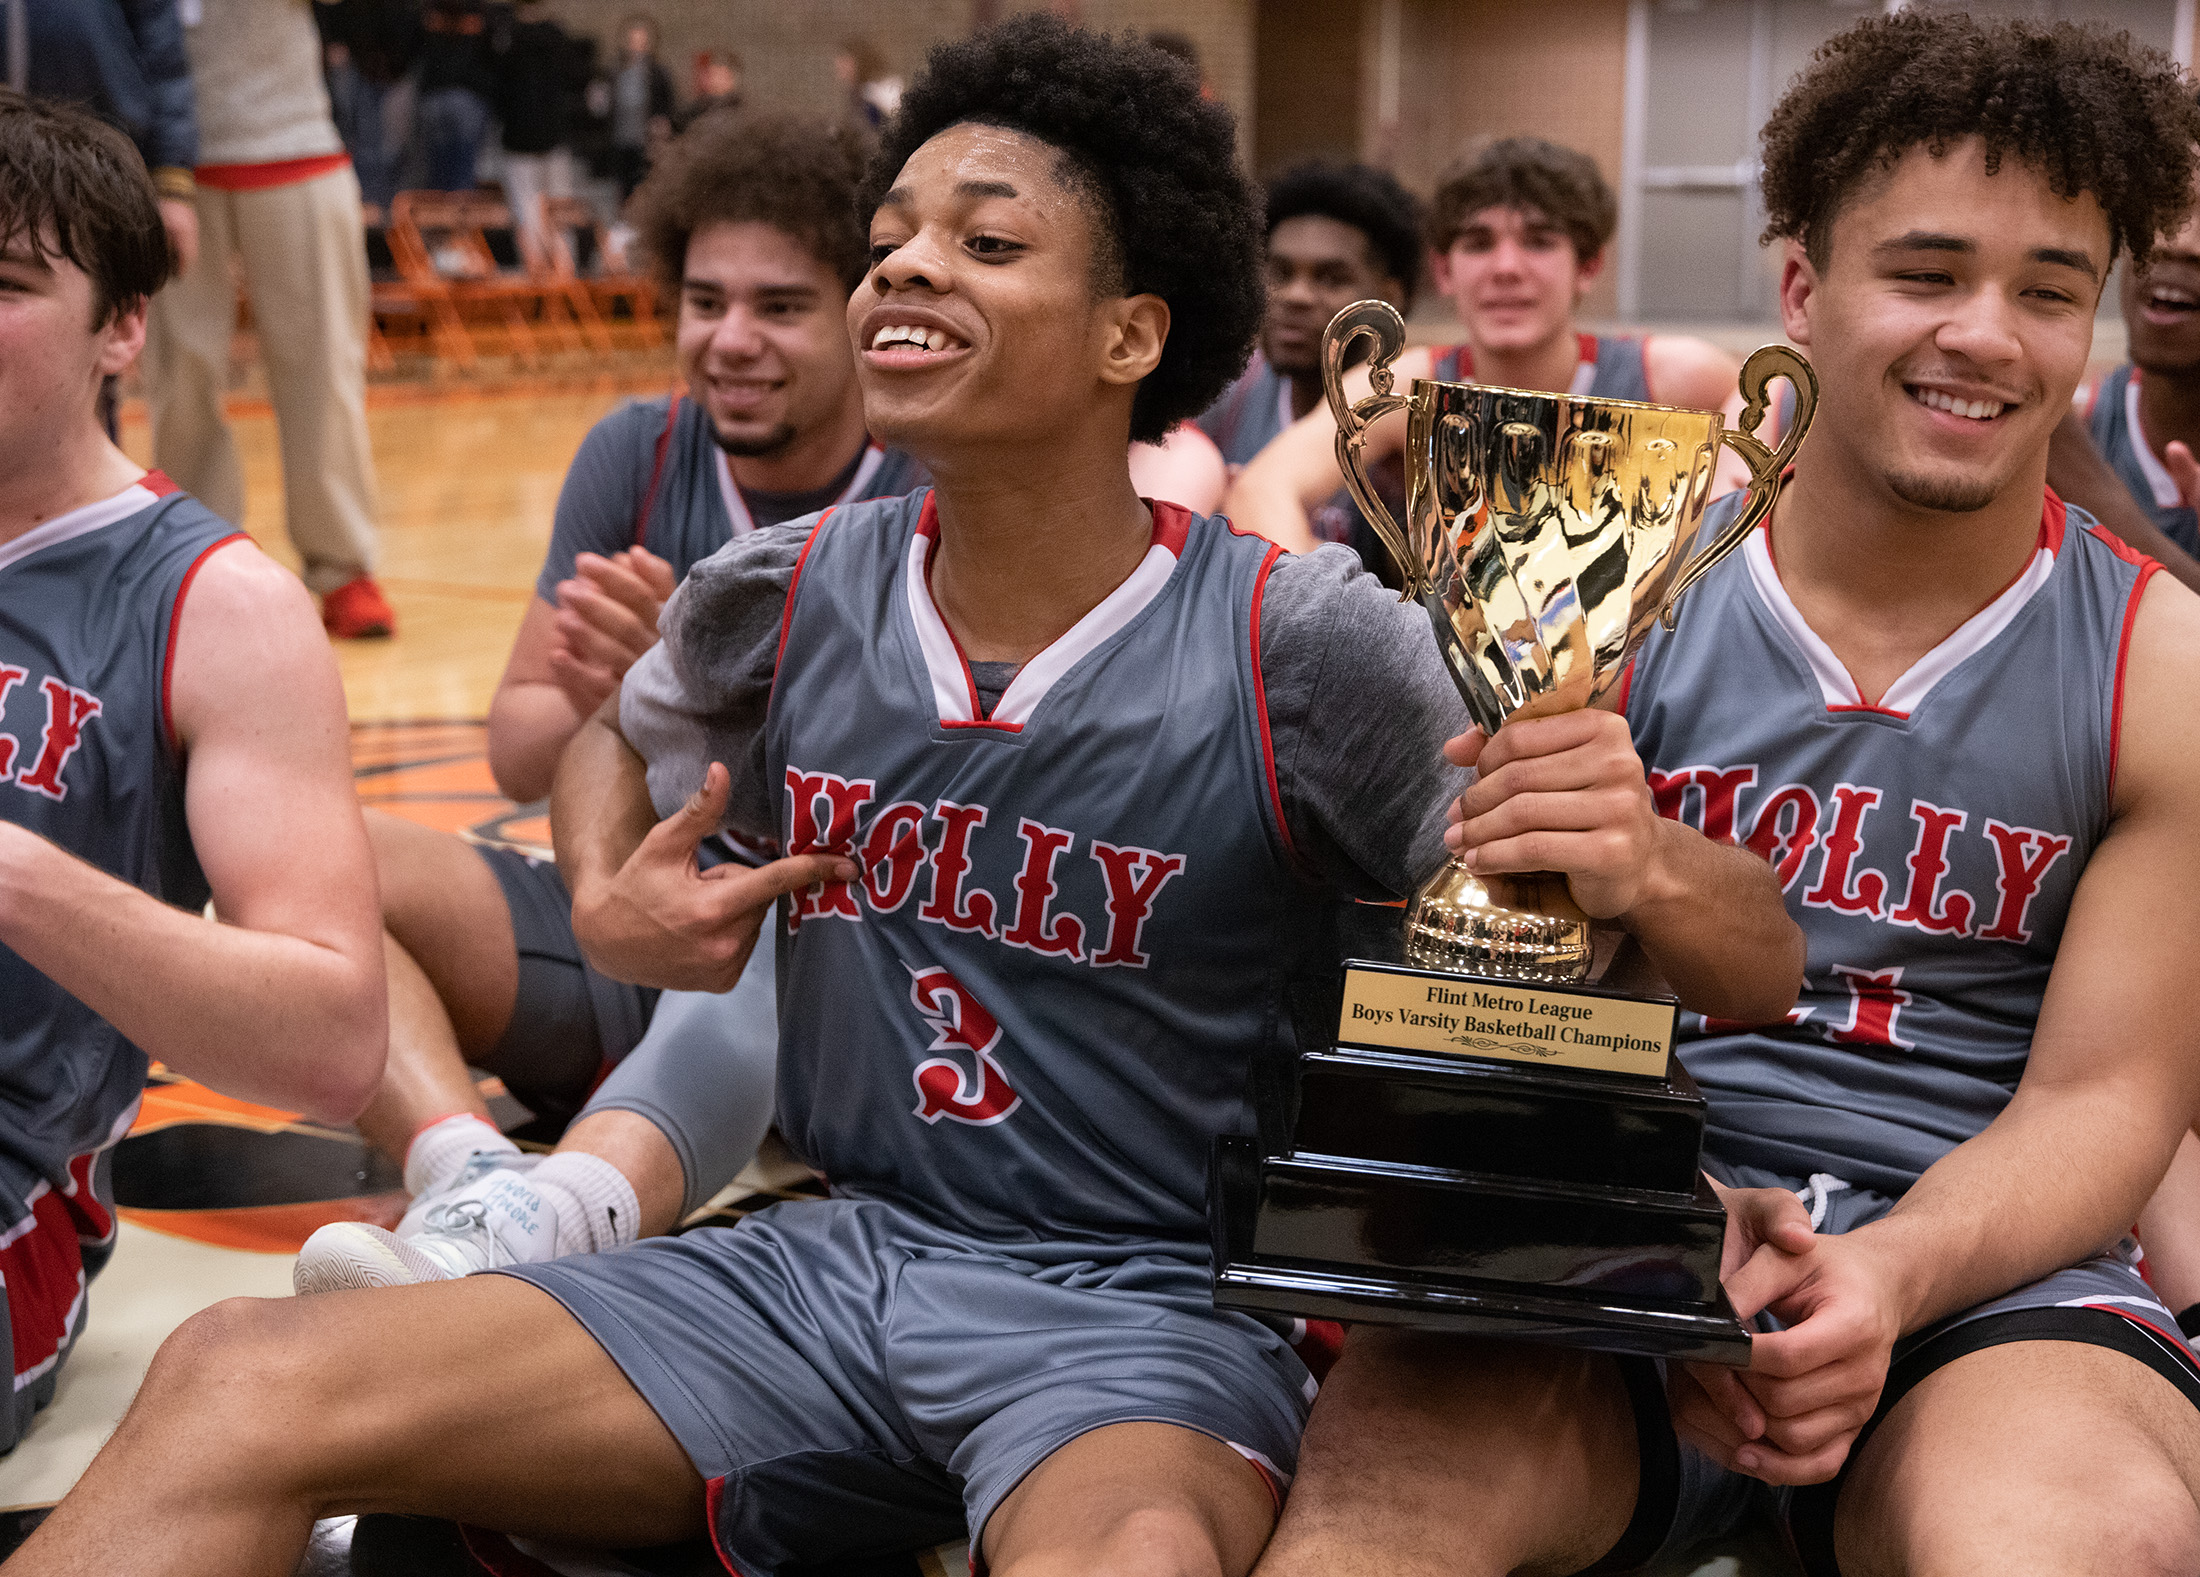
top-left (1223, 347), bottom-right (1428, 552)
top-left (487, 546), bottom-right (676, 803)
top-left (1644, 333), bottom-right (1743, 414)
top-left (0, 542), bottom-right (384, 1123)
top-left (1443, 712), bottom-right (1805, 1022)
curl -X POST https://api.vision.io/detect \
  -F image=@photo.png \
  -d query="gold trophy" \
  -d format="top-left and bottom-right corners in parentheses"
top-left (1326, 299), bottom-right (1815, 980)
top-left (1207, 302), bottom-right (1816, 1362)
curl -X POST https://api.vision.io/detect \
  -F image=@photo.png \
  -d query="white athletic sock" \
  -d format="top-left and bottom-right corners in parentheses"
top-left (403, 1112), bottom-right (520, 1199)
top-left (531, 1151), bottom-right (642, 1256)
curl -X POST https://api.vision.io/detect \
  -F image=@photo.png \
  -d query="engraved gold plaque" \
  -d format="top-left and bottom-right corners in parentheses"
top-left (1338, 964), bottom-right (1675, 1081)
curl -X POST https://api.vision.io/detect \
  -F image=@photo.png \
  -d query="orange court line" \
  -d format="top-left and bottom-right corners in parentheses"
top-left (120, 1195), bottom-right (408, 1255)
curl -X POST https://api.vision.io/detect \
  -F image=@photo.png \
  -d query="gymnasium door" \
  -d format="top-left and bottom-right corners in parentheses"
top-left (1624, 0), bottom-right (2187, 322)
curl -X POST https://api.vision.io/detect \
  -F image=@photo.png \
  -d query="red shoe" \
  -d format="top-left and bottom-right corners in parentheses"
top-left (322, 576), bottom-right (396, 640)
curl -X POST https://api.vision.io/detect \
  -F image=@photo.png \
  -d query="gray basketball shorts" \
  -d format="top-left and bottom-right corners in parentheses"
top-left (1587, 1165), bottom-right (2200, 1577)
top-left (499, 1196), bottom-right (1313, 1575)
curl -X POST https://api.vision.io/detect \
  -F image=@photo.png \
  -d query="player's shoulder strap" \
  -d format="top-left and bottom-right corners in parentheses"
top-left (633, 392), bottom-right (683, 548)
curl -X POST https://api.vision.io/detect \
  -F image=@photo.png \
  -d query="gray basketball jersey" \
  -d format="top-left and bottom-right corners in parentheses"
top-left (1195, 352), bottom-right (1293, 469)
top-left (762, 491), bottom-right (1329, 1253)
top-left (1431, 334), bottom-right (1653, 403)
top-left (2085, 365), bottom-right (2199, 558)
top-left (0, 475), bottom-right (240, 1387)
top-left (1624, 490), bottom-right (2150, 1196)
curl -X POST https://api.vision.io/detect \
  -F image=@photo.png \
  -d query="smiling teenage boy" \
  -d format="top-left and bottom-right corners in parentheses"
top-left (1226, 138), bottom-right (1741, 552)
top-left (0, 92), bottom-right (384, 1450)
top-left (6, 21), bottom-right (1798, 1576)
top-left (292, 111), bottom-right (926, 1294)
top-left (1256, 17), bottom-right (2200, 1577)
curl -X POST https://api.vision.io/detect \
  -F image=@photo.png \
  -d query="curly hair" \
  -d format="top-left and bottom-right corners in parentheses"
top-left (1425, 138), bottom-right (1616, 263)
top-left (1760, 12), bottom-right (2200, 269)
top-left (856, 13), bottom-right (1264, 444)
top-left (0, 90), bottom-right (170, 325)
top-left (1266, 160), bottom-right (1424, 312)
top-left (628, 110), bottom-right (870, 296)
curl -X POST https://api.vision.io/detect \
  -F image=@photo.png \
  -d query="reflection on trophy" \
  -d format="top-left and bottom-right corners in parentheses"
top-left (1209, 301), bottom-right (1816, 1362)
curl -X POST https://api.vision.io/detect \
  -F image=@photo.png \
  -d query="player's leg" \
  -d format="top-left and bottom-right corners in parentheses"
top-left (227, 166), bottom-right (381, 599)
top-left (1833, 1334), bottom-right (2200, 1575)
top-left (142, 186), bottom-right (246, 527)
top-left (1254, 1328), bottom-right (1643, 1577)
top-left (6, 1276), bottom-right (704, 1577)
top-left (982, 1422), bottom-right (1277, 1577)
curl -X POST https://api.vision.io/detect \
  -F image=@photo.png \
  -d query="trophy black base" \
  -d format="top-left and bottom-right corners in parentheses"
top-left (1210, 951), bottom-right (1752, 1366)
top-left (1209, 1137), bottom-right (1753, 1364)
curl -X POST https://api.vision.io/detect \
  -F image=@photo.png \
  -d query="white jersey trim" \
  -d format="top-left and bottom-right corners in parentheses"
top-left (1743, 527), bottom-right (2054, 717)
top-left (0, 482), bottom-right (161, 577)
top-left (715, 445), bottom-right (887, 541)
top-left (904, 519), bottom-right (1183, 729)
top-left (2124, 376), bottom-right (2184, 510)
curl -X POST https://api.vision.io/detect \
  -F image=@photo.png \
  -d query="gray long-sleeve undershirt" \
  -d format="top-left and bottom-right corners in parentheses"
top-left (621, 522), bottom-right (1468, 902)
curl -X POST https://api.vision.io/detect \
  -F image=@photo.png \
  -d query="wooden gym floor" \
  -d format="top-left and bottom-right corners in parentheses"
top-left (0, 381), bottom-right (1790, 1576)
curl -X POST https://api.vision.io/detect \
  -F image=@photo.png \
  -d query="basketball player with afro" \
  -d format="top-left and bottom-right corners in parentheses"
top-left (10, 20), bottom-right (1796, 1574)
top-left (1257, 16), bottom-right (2200, 1577)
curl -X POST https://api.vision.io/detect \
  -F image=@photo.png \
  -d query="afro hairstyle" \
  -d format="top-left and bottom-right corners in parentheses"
top-left (1425, 138), bottom-right (1616, 264)
top-left (629, 109), bottom-right (870, 297)
top-left (1760, 11), bottom-right (2200, 270)
top-left (856, 12), bottom-right (1264, 444)
top-left (1266, 160), bottom-right (1424, 312)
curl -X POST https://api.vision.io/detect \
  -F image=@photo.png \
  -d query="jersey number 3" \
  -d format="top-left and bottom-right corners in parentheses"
top-left (906, 965), bottom-right (1022, 1126)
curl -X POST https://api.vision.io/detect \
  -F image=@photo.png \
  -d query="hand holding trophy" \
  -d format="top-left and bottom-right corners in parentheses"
top-left (1210, 301), bottom-right (1816, 1361)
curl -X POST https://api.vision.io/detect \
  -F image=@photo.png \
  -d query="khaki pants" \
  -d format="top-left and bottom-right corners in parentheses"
top-left (143, 164), bottom-right (380, 594)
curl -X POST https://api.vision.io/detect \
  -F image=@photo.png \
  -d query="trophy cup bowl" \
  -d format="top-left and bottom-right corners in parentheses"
top-left (1322, 300), bottom-right (1817, 981)
top-left (1203, 305), bottom-right (1817, 1365)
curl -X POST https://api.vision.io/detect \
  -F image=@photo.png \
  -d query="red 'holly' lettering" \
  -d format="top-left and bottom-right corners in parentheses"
top-left (919, 800), bottom-right (997, 936)
top-left (1648, 764), bottom-right (1758, 843)
top-left (905, 964), bottom-right (1020, 1125)
top-left (1801, 784), bottom-right (1887, 917)
top-left (783, 768), bottom-right (873, 926)
top-left (1698, 1004), bottom-right (1814, 1035)
top-left (1002, 819), bottom-right (1085, 961)
top-left (1977, 820), bottom-right (2074, 944)
top-left (1888, 800), bottom-right (1974, 936)
top-left (859, 802), bottom-right (928, 913)
top-left (16, 678), bottom-right (101, 802)
top-left (0, 664), bottom-right (26, 782)
top-left (1826, 963), bottom-right (1915, 1049)
top-left (1088, 841), bottom-right (1186, 968)
top-left (1741, 783), bottom-right (1821, 891)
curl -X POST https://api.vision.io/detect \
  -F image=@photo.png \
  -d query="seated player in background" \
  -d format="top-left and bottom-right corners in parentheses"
top-left (1196, 159), bottom-right (1423, 575)
top-left (0, 92), bottom-right (384, 1449)
top-left (2045, 176), bottom-right (2200, 591)
top-left (1257, 17), bottom-right (2200, 1576)
top-left (1227, 137), bottom-right (1742, 552)
top-left (294, 109), bottom-right (925, 1292)
top-left (9, 20), bottom-right (1799, 1574)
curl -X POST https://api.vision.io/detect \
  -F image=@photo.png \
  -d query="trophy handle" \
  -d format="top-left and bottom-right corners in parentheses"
top-left (1321, 300), bottom-right (1423, 601)
top-left (1657, 344), bottom-right (1819, 630)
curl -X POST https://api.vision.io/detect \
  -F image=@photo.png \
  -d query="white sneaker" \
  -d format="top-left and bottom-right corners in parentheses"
top-left (294, 1153), bottom-right (553, 1294)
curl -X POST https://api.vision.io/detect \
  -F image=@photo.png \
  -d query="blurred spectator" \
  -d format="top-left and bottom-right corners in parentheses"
top-left (490, 0), bottom-right (580, 257)
top-left (608, 12), bottom-right (671, 198)
top-left (146, 0), bottom-right (394, 638)
top-left (1, 0), bottom-right (200, 271)
top-left (834, 36), bottom-right (898, 133)
top-left (415, 0), bottom-right (491, 191)
top-left (314, 0), bottom-right (422, 210)
top-left (671, 48), bottom-right (740, 134)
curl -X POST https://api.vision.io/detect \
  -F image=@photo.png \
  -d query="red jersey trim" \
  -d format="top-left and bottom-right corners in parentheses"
top-left (2085, 520), bottom-right (2154, 570)
top-left (194, 152), bottom-right (351, 191)
top-left (634, 394), bottom-right (682, 548)
top-left (702, 1477), bottom-right (758, 1577)
top-left (140, 470), bottom-right (180, 498)
top-left (161, 533), bottom-right (251, 757)
top-left (1247, 542), bottom-right (1296, 866)
top-left (771, 508), bottom-right (837, 682)
top-left (2092, 1304), bottom-right (2200, 1376)
top-left (2108, 555), bottom-right (2162, 804)
top-left (1611, 658), bottom-right (1636, 719)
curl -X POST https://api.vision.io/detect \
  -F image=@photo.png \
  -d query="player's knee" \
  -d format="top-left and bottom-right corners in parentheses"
top-left (141, 1296), bottom-right (317, 1425)
top-left (1893, 1463), bottom-right (2200, 1577)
